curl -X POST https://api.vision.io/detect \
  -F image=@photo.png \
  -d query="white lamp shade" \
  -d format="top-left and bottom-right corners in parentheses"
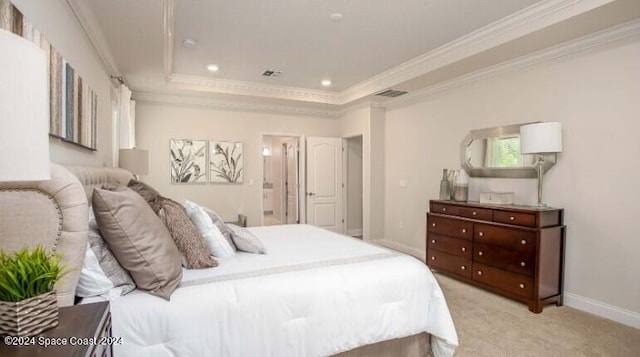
top-left (0, 29), bottom-right (50, 181)
top-left (119, 149), bottom-right (149, 175)
top-left (520, 122), bottom-right (563, 154)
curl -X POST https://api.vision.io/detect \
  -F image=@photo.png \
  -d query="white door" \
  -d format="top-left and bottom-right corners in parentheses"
top-left (284, 140), bottom-right (299, 224)
top-left (306, 137), bottom-right (343, 233)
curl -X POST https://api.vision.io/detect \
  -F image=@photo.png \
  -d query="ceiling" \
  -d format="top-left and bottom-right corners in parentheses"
top-left (77, 0), bottom-right (640, 114)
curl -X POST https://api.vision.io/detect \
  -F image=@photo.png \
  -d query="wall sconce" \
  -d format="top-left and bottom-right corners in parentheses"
top-left (262, 146), bottom-right (272, 156)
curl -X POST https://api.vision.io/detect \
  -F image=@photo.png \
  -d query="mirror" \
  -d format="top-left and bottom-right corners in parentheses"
top-left (461, 123), bottom-right (557, 178)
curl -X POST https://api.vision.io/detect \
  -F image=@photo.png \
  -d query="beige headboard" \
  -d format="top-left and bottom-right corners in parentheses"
top-left (0, 164), bottom-right (132, 307)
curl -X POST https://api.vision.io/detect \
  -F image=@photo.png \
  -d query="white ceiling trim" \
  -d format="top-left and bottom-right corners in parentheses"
top-left (340, 0), bottom-right (615, 103)
top-left (65, 0), bottom-right (121, 80)
top-left (161, 0), bottom-right (615, 105)
top-left (386, 18), bottom-right (640, 110)
top-left (133, 92), bottom-right (342, 119)
top-left (166, 74), bottom-right (342, 104)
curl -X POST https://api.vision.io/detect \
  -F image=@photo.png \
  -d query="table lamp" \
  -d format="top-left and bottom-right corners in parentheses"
top-left (520, 122), bottom-right (563, 206)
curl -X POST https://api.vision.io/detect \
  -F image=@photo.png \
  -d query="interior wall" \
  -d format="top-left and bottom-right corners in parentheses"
top-left (12, 0), bottom-right (113, 167)
top-left (384, 36), bottom-right (640, 319)
top-left (135, 101), bottom-right (340, 226)
top-left (347, 136), bottom-right (363, 234)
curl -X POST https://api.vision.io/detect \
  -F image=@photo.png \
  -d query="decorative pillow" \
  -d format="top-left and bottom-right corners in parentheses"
top-left (153, 197), bottom-right (218, 269)
top-left (76, 210), bottom-right (136, 298)
top-left (127, 179), bottom-right (160, 206)
top-left (227, 224), bottom-right (267, 254)
top-left (92, 186), bottom-right (182, 300)
top-left (201, 206), bottom-right (237, 251)
top-left (184, 201), bottom-right (236, 258)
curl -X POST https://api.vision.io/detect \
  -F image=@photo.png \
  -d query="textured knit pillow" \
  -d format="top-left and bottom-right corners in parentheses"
top-left (202, 206), bottom-right (237, 251)
top-left (76, 209), bottom-right (136, 298)
top-left (184, 200), bottom-right (236, 258)
top-left (227, 224), bottom-right (267, 254)
top-left (92, 186), bottom-right (182, 300)
top-left (127, 179), bottom-right (160, 206)
top-left (153, 197), bottom-right (218, 269)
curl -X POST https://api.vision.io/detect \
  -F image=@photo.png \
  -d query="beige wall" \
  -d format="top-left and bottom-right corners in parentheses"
top-left (135, 102), bottom-right (340, 226)
top-left (13, 0), bottom-right (113, 167)
top-left (384, 37), bottom-right (640, 318)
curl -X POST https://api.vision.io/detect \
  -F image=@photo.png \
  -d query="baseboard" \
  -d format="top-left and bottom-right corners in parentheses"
top-left (347, 228), bottom-right (363, 237)
top-left (564, 293), bottom-right (640, 329)
top-left (374, 239), bottom-right (425, 261)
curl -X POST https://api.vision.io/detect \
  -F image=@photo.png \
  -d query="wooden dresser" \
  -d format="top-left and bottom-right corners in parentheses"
top-left (426, 200), bottom-right (565, 313)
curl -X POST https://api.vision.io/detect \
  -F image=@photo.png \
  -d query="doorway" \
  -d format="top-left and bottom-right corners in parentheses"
top-left (262, 135), bottom-right (301, 226)
top-left (345, 136), bottom-right (363, 238)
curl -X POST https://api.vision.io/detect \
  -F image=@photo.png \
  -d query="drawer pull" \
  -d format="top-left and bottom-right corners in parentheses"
top-left (477, 270), bottom-right (483, 276)
top-left (432, 223), bottom-right (436, 227)
top-left (460, 265), bottom-right (466, 270)
top-left (431, 239), bottom-right (436, 244)
top-left (510, 216), bottom-right (515, 221)
top-left (478, 251), bottom-right (483, 256)
top-left (431, 256), bottom-right (436, 261)
top-left (519, 283), bottom-right (525, 289)
top-left (520, 261), bottom-right (526, 267)
top-left (478, 232), bottom-right (484, 237)
top-left (461, 247), bottom-right (466, 252)
top-left (472, 211), bottom-right (477, 216)
top-left (462, 228), bottom-right (467, 233)
top-left (442, 207), bottom-right (447, 212)
top-left (521, 240), bottom-right (527, 245)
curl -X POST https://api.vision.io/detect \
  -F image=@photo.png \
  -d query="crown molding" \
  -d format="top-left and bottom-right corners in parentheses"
top-left (161, 0), bottom-right (615, 105)
top-left (386, 18), bottom-right (640, 110)
top-left (340, 0), bottom-right (615, 103)
top-left (65, 0), bottom-right (120, 79)
top-left (167, 74), bottom-right (342, 104)
top-left (133, 92), bottom-right (342, 119)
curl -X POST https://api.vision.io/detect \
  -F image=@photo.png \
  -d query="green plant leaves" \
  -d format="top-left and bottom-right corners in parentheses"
top-left (0, 246), bottom-right (66, 302)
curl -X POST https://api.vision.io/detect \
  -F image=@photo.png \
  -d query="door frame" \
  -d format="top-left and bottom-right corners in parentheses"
top-left (260, 132), bottom-right (306, 226)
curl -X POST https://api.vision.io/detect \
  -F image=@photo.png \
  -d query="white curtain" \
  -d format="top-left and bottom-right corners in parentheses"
top-left (118, 84), bottom-right (136, 149)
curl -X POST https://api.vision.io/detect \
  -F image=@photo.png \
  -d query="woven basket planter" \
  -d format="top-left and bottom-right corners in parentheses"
top-left (0, 291), bottom-right (59, 336)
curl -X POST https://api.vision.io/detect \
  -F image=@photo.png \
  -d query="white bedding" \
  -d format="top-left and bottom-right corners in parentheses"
top-left (92, 225), bottom-right (458, 356)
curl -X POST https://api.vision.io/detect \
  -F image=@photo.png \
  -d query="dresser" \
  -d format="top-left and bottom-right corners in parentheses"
top-left (426, 200), bottom-right (565, 313)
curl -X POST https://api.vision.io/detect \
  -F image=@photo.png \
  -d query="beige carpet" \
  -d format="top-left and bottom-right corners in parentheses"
top-left (435, 273), bottom-right (640, 357)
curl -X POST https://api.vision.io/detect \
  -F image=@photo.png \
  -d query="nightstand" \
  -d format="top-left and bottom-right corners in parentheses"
top-left (0, 301), bottom-right (112, 356)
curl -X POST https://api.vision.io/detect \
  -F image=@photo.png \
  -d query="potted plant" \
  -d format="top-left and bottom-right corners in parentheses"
top-left (0, 246), bottom-right (66, 336)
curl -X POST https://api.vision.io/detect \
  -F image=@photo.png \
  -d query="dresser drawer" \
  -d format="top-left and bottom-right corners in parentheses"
top-left (494, 210), bottom-right (536, 227)
top-left (430, 202), bottom-right (459, 216)
top-left (474, 243), bottom-right (534, 276)
top-left (473, 263), bottom-right (533, 298)
top-left (458, 206), bottom-right (493, 221)
top-left (427, 250), bottom-right (472, 279)
top-left (427, 214), bottom-right (473, 240)
top-left (428, 234), bottom-right (472, 259)
top-left (474, 223), bottom-right (535, 252)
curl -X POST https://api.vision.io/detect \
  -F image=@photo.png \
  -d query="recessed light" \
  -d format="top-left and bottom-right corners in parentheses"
top-left (321, 79), bottom-right (332, 87)
top-left (329, 13), bottom-right (343, 22)
top-left (182, 38), bottom-right (197, 48)
top-left (206, 64), bottom-right (219, 72)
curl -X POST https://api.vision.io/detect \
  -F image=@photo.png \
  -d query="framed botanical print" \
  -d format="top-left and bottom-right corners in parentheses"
top-left (170, 139), bottom-right (207, 183)
top-left (209, 141), bottom-right (243, 184)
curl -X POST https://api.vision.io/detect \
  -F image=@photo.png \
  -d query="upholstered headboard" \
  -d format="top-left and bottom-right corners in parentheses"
top-left (0, 164), bottom-right (132, 307)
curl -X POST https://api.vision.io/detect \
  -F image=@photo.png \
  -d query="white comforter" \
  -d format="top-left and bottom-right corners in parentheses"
top-left (102, 225), bottom-right (458, 356)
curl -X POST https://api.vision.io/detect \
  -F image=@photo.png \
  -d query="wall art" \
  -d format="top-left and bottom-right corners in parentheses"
top-left (209, 141), bottom-right (243, 184)
top-left (170, 139), bottom-right (207, 183)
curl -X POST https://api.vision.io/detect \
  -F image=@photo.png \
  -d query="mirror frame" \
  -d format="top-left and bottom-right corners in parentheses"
top-left (460, 122), bottom-right (557, 178)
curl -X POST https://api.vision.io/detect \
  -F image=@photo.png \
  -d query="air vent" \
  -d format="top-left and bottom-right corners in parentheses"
top-left (262, 70), bottom-right (283, 78)
top-left (375, 89), bottom-right (409, 98)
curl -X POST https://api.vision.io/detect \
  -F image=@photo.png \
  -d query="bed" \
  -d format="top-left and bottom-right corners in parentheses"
top-left (0, 164), bottom-right (458, 356)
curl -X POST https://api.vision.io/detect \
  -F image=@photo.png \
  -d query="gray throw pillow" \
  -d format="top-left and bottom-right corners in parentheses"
top-left (227, 224), bottom-right (267, 254)
top-left (92, 186), bottom-right (182, 300)
top-left (203, 207), bottom-right (237, 251)
top-left (127, 179), bottom-right (160, 206)
top-left (153, 197), bottom-right (218, 270)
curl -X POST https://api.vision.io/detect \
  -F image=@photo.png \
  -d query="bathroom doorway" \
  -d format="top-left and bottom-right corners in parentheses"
top-left (344, 136), bottom-right (363, 238)
top-left (262, 135), bottom-right (301, 226)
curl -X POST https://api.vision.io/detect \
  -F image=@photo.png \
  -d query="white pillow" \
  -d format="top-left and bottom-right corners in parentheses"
top-left (184, 201), bottom-right (235, 258)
